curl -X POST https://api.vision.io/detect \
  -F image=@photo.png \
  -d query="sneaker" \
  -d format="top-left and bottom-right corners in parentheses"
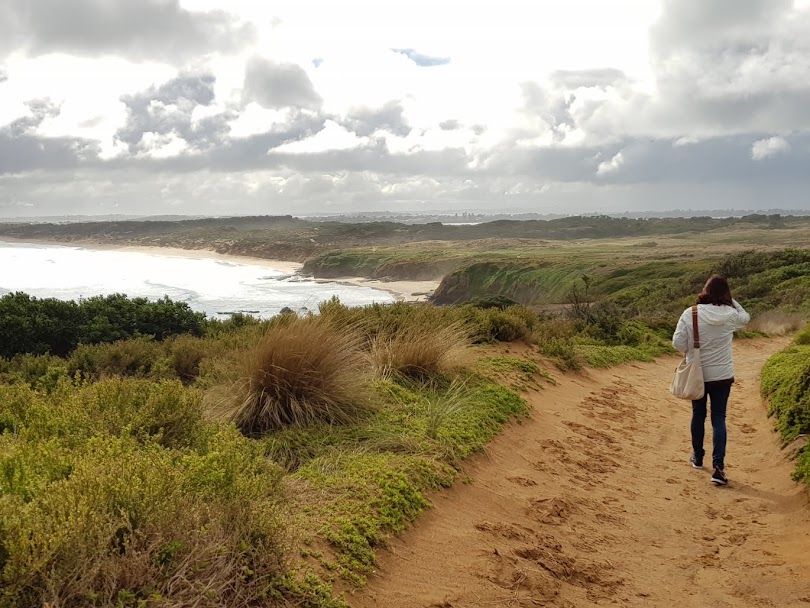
top-left (690, 455), bottom-right (703, 470)
top-left (711, 467), bottom-right (728, 486)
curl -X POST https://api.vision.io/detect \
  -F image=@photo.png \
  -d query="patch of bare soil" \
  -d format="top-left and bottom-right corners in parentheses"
top-left (351, 338), bottom-right (810, 607)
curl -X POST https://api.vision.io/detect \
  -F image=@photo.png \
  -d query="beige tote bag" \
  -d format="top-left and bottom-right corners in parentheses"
top-left (670, 306), bottom-right (705, 400)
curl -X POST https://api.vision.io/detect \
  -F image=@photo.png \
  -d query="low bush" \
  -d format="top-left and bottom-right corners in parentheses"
top-left (795, 448), bottom-right (810, 484)
top-left (167, 334), bottom-right (221, 382)
top-left (0, 378), bottom-right (204, 450)
top-left (0, 354), bottom-right (68, 392)
top-left (67, 338), bottom-right (171, 381)
top-left (318, 297), bottom-right (539, 345)
top-left (0, 431), bottom-right (288, 608)
top-left (794, 324), bottom-right (810, 346)
top-left (0, 292), bottom-right (206, 358)
top-left (463, 307), bottom-right (534, 343)
top-left (538, 338), bottom-right (583, 371)
top-left (761, 345), bottom-right (810, 444)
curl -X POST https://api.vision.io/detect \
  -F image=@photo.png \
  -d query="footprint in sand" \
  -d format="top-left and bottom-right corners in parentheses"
top-left (474, 521), bottom-right (533, 541)
top-left (528, 496), bottom-right (575, 525)
top-left (507, 475), bottom-right (538, 487)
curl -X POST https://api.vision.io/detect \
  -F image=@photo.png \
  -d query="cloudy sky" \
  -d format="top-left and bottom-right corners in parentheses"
top-left (1, 0), bottom-right (809, 217)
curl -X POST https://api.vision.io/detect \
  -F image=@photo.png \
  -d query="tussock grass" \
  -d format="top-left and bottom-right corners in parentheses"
top-left (748, 311), bottom-right (807, 336)
top-left (423, 379), bottom-right (472, 440)
top-left (369, 321), bottom-right (472, 380)
top-left (210, 317), bottom-right (373, 435)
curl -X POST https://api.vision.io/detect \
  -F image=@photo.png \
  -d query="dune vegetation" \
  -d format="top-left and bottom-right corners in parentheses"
top-left (0, 281), bottom-right (684, 607)
top-left (761, 324), bottom-right (810, 486)
top-left (2, 215), bottom-right (809, 606)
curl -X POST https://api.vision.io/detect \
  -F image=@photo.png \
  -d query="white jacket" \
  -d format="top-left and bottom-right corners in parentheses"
top-left (672, 300), bottom-right (751, 382)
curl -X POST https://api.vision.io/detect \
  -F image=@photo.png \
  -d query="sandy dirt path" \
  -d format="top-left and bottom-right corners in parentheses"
top-left (351, 338), bottom-right (810, 607)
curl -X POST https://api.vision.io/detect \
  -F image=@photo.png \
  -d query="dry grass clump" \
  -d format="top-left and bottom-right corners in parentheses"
top-left (370, 321), bottom-right (472, 380)
top-left (211, 317), bottom-right (372, 435)
top-left (747, 311), bottom-right (806, 335)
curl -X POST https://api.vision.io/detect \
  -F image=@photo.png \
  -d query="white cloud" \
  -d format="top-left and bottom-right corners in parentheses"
top-left (137, 132), bottom-right (192, 159)
top-left (597, 151), bottom-right (625, 175)
top-left (227, 103), bottom-right (289, 138)
top-left (272, 120), bottom-right (367, 153)
top-left (2, 0), bottom-right (810, 216)
top-left (751, 136), bottom-right (791, 160)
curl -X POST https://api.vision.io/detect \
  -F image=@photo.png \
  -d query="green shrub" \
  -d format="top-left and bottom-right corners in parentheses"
top-left (0, 431), bottom-right (288, 608)
top-left (794, 447), bottom-right (810, 484)
top-left (0, 379), bottom-right (204, 449)
top-left (67, 338), bottom-right (172, 381)
top-left (538, 338), bottom-right (582, 371)
top-left (0, 292), bottom-right (206, 358)
top-left (0, 354), bottom-right (69, 392)
top-left (761, 345), bottom-right (810, 443)
top-left (795, 325), bottom-right (810, 346)
top-left (167, 334), bottom-right (219, 382)
top-left (294, 452), bottom-right (455, 580)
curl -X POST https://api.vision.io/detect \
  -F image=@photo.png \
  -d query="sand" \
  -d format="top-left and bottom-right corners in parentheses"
top-left (351, 337), bottom-right (810, 607)
top-left (1, 238), bottom-right (440, 302)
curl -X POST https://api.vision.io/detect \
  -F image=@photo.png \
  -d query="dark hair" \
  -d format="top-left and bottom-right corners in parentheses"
top-left (697, 275), bottom-right (733, 307)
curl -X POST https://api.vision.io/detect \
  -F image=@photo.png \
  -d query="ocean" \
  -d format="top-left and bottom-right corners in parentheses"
top-left (0, 241), bottom-right (394, 319)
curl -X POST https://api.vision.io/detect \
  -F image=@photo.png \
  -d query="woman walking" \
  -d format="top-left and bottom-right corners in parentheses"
top-left (672, 275), bottom-right (751, 485)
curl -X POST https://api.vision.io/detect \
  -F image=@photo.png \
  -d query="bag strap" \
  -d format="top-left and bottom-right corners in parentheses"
top-left (692, 305), bottom-right (700, 349)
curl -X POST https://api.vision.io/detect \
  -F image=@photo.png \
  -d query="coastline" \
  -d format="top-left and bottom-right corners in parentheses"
top-left (0, 237), bottom-right (438, 303)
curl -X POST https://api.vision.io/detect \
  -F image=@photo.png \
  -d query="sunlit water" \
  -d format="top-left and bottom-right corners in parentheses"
top-left (0, 241), bottom-right (394, 319)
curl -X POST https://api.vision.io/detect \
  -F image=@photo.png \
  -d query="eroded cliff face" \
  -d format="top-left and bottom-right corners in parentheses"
top-left (302, 254), bottom-right (461, 281)
top-left (429, 262), bottom-right (544, 306)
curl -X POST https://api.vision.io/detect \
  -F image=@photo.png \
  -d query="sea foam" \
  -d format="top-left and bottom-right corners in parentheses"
top-left (0, 241), bottom-right (394, 319)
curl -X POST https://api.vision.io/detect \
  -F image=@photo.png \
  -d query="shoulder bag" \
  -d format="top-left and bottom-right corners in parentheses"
top-left (670, 306), bottom-right (705, 400)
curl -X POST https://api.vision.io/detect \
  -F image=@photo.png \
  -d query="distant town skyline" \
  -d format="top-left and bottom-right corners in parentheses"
top-left (1, 0), bottom-right (809, 217)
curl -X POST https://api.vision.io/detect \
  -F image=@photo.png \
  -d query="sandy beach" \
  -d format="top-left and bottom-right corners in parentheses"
top-left (0, 238), bottom-right (439, 303)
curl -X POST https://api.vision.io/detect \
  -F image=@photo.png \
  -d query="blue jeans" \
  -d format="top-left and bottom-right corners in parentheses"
top-left (691, 381), bottom-right (732, 469)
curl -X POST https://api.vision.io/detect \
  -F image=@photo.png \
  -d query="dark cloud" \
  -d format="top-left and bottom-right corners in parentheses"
top-left (266, 144), bottom-right (470, 176)
top-left (3, 0), bottom-right (809, 217)
top-left (341, 101), bottom-right (411, 137)
top-left (478, 131), bottom-right (810, 189)
top-left (392, 48), bottom-right (451, 67)
top-left (206, 114), bottom-right (326, 171)
top-left (4, 161), bottom-right (808, 219)
top-left (0, 100), bottom-right (99, 174)
top-left (646, 0), bottom-right (810, 134)
top-left (115, 73), bottom-right (227, 152)
top-left (0, 132), bottom-right (98, 174)
top-left (652, 0), bottom-right (791, 49)
top-left (243, 57), bottom-right (322, 110)
top-left (0, 67), bottom-right (7, 83)
top-left (0, 0), bottom-right (254, 62)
